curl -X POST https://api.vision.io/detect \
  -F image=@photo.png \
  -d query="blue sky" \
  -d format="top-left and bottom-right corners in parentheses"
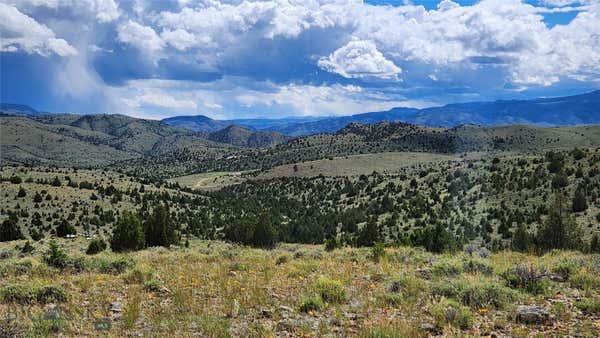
top-left (1, 0), bottom-right (599, 120)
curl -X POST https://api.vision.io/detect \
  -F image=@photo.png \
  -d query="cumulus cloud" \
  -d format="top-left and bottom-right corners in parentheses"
top-left (117, 20), bottom-right (164, 53)
top-left (318, 39), bottom-right (402, 79)
top-left (4, 0), bottom-right (120, 23)
top-left (0, 3), bottom-right (77, 56)
top-left (3, 0), bottom-right (600, 118)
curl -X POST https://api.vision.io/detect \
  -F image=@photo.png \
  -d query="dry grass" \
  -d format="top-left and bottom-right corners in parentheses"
top-left (1, 239), bottom-right (599, 337)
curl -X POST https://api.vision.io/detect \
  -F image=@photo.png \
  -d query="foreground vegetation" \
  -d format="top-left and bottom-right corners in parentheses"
top-left (1, 239), bottom-right (599, 337)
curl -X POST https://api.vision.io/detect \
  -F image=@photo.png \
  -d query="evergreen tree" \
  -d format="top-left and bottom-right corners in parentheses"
top-left (17, 187), bottom-right (26, 198)
top-left (110, 211), bottom-right (145, 252)
top-left (357, 218), bottom-right (380, 247)
top-left (590, 233), bottom-right (600, 254)
top-left (55, 219), bottom-right (76, 237)
top-left (511, 224), bottom-right (532, 252)
top-left (252, 215), bottom-right (276, 248)
top-left (0, 216), bottom-right (24, 242)
top-left (572, 189), bottom-right (588, 213)
top-left (537, 193), bottom-right (582, 252)
top-left (144, 204), bottom-right (179, 247)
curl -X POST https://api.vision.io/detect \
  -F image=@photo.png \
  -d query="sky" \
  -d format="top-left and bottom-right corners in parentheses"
top-left (0, 0), bottom-right (599, 120)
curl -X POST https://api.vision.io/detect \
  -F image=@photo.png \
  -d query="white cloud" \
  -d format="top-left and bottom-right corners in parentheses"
top-left (318, 39), bottom-right (402, 79)
top-left (4, 0), bottom-right (120, 23)
top-left (123, 91), bottom-right (197, 109)
top-left (0, 3), bottom-right (77, 56)
top-left (117, 20), bottom-right (164, 53)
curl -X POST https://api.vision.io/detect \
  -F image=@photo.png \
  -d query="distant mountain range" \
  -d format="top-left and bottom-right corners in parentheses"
top-left (161, 90), bottom-right (600, 136)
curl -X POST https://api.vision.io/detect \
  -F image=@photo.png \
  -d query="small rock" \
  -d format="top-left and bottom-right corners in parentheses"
top-left (109, 302), bottom-right (123, 313)
top-left (419, 323), bottom-right (441, 334)
top-left (278, 305), bottom-right (294, 313)
top-left (261, 308), bottom-right (273, 318)
top-left (516, 305), bottom-right (549, 325)
top-left (228, 271), bottom-right (237, 277)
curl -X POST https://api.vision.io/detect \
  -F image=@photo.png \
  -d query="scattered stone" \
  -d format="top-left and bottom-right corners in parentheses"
top-left (278, 305), bottom-right (294, 313)
top-left (109, 302), bottom-right (123, 313)
top-left (261, 308), bottom-right (273, 318)
top-left (516, 305), bottom-right (549, 325)
top-left (419, 323), bottom-right (441, 334)
top-left (228, 271), bottom-right (237, 277)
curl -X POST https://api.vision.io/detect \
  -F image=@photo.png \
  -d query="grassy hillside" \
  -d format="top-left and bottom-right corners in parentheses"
top-left (116, 122), bottom-right (600, 180)
top-left (0, 239), bottom-right (599, 337)
top-left (208, 125), bottom-right (289, 148)
top-left (0, 114), bottom-right (232, 168)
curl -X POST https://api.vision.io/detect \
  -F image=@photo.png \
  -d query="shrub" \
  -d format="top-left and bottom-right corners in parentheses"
top-left (313, 278), bottom-right (345, 303)
top-left (431, 260), bottom-right (462, 277)
top-left (569, 271), bottom-right (600, 291)
top-left (324, 237), bottom-right (341, 251)
top-left (43, 240), bottom-right (70, 270)
top-left (371, 242), bottom-right (386, 262)
top-left (432, 299), bottom-right (473, 329)
top-left (298, 296), bottom-right (325, 313)
top-left (20, 241), bottom-right (35, 254)
top-left (275, 254), bottom-right (290, 265)
top-left (111, 211), bottom-right (145, 252)
top-left (86, 239), bottom-right (107, 255)
top-left (388, 275), bottom-right (427, 300)
top-left (94, 256), bottom-right (134, 274)
top-left (574, 298), bottom-right (600, 315)
top-left (461, 283), bottom-right (517, 309)
top-left (552, 260), bottom-right (581, 280)
top-left (55, 219), bottom-right (76, 238)
top-left (462, 259), bottom-right (493, 275)
top-left (0, 284), bottom-right (67, 304)
top-left (0, 218), bottom-right (24, 242)
top-left (502, 265), bottom-right (548, 294)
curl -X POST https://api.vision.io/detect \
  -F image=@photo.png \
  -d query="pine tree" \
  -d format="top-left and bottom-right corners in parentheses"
top-left (144, 204), bottom-right (179, 247)
top-left (572, 189), bottom-right (588, 213)
top-left (590, 234), bottom-right (600, 254)
top-left (252, 215), bottom-right (276, 248)
top-left (111, 211), bottom-right (145, 252)
top-left (0, 216), bottom-right (24, 242)
top-left (511, 224), bottom-right (532, 252)
top-left (537, 193), bottom-right (582, 252)
top-left (357, 218), bottom-right (380, 247)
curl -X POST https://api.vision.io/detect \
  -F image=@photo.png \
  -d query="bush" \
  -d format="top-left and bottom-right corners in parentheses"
top-left (324, 237), bottom-right (341, 251)
top-left (569, 271), bottom-right (600, 291)
top-left (552, 260), bottom-right (581, 280)
top-left (275, 254), bottom-right (290, 265)
top-left (20, 241), bottom-right (35, 254)
top-left (502, 265), bottom-right (547, 294)
top-left (462, 259), bottom-right (493, 275)
top-left (86, 239), bottom-right (107, 255)
top-left (43, 240), bottom-right (70, 270)
top-left (431, 260), bottom-right (462, 277)
top-left (0, 284), bottom-right (67, 304)
top-left (432, 299), bottom-right (473, 329)
top-left (298, 296), bottom-right (325, 313)
top-left (574, 298), bottom-right (600, 315)
top-left (55, 219), bottom-right (76, 238)
top-left (0, 218), bottom-right (24, 242)
top-left (111, 211), bottom-right (145, 252)
top-left (371, 242), bottom-right (386, 262)
top-left (94, 256), bottom-right (134, 274)
top-left (313, 278), bottom-right (345, 303)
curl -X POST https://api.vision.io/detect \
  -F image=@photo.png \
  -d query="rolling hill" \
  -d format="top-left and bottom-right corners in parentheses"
top-left (0, 114), bottom-right (231, 167)
top-left (161, 90), bottom-right (600, 136)
top-left (208, 125), bottom-right (289, 148)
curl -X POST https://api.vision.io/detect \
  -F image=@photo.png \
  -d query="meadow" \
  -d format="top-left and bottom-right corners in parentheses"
top-left (1, 238), bottom-right (600, 337)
